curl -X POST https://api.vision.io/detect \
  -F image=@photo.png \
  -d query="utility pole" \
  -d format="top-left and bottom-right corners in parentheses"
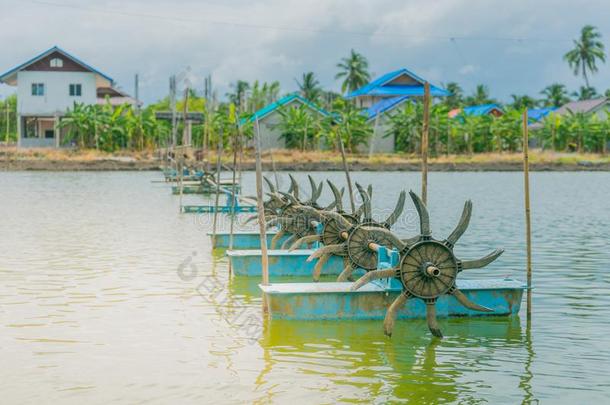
top-left (170, 75), bottom-right (177, 148)
top-left (134, 73), bottom-right (140, 114)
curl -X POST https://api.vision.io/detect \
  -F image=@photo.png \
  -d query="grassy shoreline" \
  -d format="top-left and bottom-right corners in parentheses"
top-left (1, 147), bottom-right (609, 171)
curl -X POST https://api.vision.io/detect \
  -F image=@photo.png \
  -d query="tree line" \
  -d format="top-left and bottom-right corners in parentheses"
top-left (1, 25), bottom-right (608, 154)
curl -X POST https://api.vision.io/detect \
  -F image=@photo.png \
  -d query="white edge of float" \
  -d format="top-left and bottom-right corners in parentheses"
top-left (259, 278), bottom-right (526, 295)
top-left (227, 249), bottom-right (316, 257)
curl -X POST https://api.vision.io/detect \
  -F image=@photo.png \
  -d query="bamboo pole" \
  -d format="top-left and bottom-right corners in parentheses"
top-left (229, 118), bottom-right (239, 252)
top-left (523, 109), bottom-right (532, 317)
top-left (254, 117), bottom-right (270, 300)
top-left (369, 113), bottom-right (380, 158)
top-left (269, 151), bottom-right (280, 190)
top-left (421, 82), bottom-right (431, 204)
top-left (337, 130), bottom-right (355, 212)
top-left (178, 155), bottom-right (184, 213)
top-left (211, 128), bottom-right (223, 246)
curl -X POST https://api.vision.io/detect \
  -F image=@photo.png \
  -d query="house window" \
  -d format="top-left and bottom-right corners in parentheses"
top-left (69, 84), bottom-right (82, 96)
top-left (50, 58), bottom-right (63, 68)
top-left (31, 83), bottom-right (45, 96)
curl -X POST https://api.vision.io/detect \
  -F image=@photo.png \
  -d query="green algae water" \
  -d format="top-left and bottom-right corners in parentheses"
top-left (0, 171), bottom-right (608, 403)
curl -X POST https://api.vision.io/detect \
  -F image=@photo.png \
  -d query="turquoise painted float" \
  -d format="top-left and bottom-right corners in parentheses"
top-left (260, 277), bottom-right (525, 320)
top-left (172, 184), bottom-right (241, 195)
top-left (226, 249), bottom-right (350, 277)
top-left (182, 189), bottom-right (257, 214)
top-left (207, 231), bottom-right (289, 249)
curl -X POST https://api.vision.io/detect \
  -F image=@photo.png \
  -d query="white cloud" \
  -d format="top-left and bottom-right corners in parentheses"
top-left (1, 0), bottom-right (610, 104)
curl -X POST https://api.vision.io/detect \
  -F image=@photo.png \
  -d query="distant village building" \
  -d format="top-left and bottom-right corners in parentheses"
top-left (243, 94), bottom-right (329, 150)
top-left (0, 46), bottom-right (137, 148)
top-left (448, 104), bottom-right (504, 118)
top-left (529, 98), bottom-right (610, 130)
top-left (346, 68), bottom-right (449, 153)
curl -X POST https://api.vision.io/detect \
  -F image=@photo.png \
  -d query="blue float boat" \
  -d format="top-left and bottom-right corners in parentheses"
top-left (259, 278), bottom-right (525, 320)
top-left (207, 231), bottom-right (289, 249)
top-left (226, 249), bottom-right (350, 277)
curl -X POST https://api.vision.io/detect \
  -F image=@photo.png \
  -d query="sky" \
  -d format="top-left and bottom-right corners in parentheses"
top-left (1, 0), bottom-right (610, 105)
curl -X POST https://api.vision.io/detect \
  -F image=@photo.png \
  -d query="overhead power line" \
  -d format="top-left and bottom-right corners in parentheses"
top-left (29, 0), bottom-right (573, 44)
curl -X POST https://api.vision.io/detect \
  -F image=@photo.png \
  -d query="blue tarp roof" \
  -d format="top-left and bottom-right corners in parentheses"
top-left (242, 94), bottom-right (329, 124)
top-left (0, 46), bottom-right (114, 84)
top-left (346, 68), bottom-right (449, 98)
top-left (364, 96), bottom-right (410, 120)
top-left (462, 104), bottom-right (503, 116)
top-left (527, 107), bottom-right (556, 122)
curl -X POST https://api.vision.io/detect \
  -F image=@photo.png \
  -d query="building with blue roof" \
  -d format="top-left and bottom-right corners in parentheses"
top-left (449, 104), bottom-right (504, 119)
top-left (0, 46), bottom-right (136, 148)
top-left (243, 93), bottom-right (330, 150)
top-left (347, 68), bottom-right (449, 153)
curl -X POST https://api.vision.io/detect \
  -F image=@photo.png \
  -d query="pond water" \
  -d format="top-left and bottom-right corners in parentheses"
top-left (0, 171), bottom-right (608, 404)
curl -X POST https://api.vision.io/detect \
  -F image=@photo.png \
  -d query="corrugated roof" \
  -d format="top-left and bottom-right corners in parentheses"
top-left (365, 96), bottom-right (410, 120)
top-left (346, 68), bottom-right (449, 98)
top-left (242, 94), bottom-right (329, 124)
top-left (0, 46), bottom-right (114, 85)
top-left (554, 98), bottom-right (608, 115)
top-left (527, 108), bottom-right (555, 122)
top-left (449, 104), bottom-right (503, 119)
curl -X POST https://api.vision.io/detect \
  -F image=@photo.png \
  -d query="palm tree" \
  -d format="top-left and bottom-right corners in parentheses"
top-left (226, 80), bottom-right (250, 109)
top-left (564, 25), bottom-right (606, 88)
top-left (295, 72), bottom-right (322, 102)
top-left (572, 86), bottom-right (598, 100)
top-left (540, 83), bottom-right (570, 108)
top-left (465, 84), bottom-right (495, 105)
top-left (443, 82), bottom-right (463, 108)
top-left (335, 49), bottom-right (371, 94)
top-left (510, 94), bottom-right (538, 110)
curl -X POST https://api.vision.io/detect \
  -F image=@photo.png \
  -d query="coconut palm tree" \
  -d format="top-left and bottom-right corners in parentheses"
top-left (226, 80), bottom-right (250, 109)
top-left (572, 86), bottom-right (598, 101)
top-left (510, 94), bottom-right (538, 110)
top-left (465, 84), bottom-right (495, 105)
top-left (295, 72), bottom-right (322, 102)
top-left (564, 25), bottom-right (606, 88)
top-left (335, 49), bottom-right (371, 94)
top-left (540, 83), bottom-right (570, 108)
top-left (443, 82), bottom-right (463, 108)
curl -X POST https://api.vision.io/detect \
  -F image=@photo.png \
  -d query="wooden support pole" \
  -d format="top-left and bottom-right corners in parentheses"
top-left (211, 128), bottom-right (223, 245)
top-left (229, 119), bottom-right (240, 253)
top-left (523, 109), bottom-right (533, 317)
top-left (421, 82), bottom-right (431, 204)
top-left (337, 130), bottom-right (355, 212)
top-left (178, 155), bottom-right (184, 213)
top-left (254, 117), bottom-right (270, 298)
top-left (269, 150), bottom-right (280, 190)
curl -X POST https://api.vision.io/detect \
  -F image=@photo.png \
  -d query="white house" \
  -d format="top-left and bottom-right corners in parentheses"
top-left (243, 94), bottom-right (330, 150)
top-left (0, 46), bottom-right (137, 148)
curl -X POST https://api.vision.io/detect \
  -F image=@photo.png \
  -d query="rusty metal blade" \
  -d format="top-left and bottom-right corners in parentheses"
top-left (270, 229), bottom-right (286, 249)
top-left (327, 180), bottom-right (344, 212)
top-left (307, 244), bottom-right (345, 261)
top-left (281, 234), bottom-right (297, 250)
top-left (312, 253), bottom-right (331, 281)
top-left (355, 182), bottom-right (371, 220)
top-left (289, 234), bottom-right (321, 251)
top-left (445, 200), bottom-right (472, 247)
top-left (461, 249), bottom-right (504, 269)
top-left (351, 268), bottom-right (396, 291)
top-left (383, 292), bottom-right (410, 337)
top-left (426, 302), bottom-right (443, 338)
top-left (263, 176), bottom-right (276, 193)
top-left (336, 262), bottom-right (355, 281)
top-left (384, 190), bottom-right (406, 228)
top-left (288, 174), bottom-right (299, 199)
top-left (452, 288), bottom-right (493, 312)
top-left (409, 190), bottom-right (431, 236)
top-left (360, 226), bottom-right (406, 251)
